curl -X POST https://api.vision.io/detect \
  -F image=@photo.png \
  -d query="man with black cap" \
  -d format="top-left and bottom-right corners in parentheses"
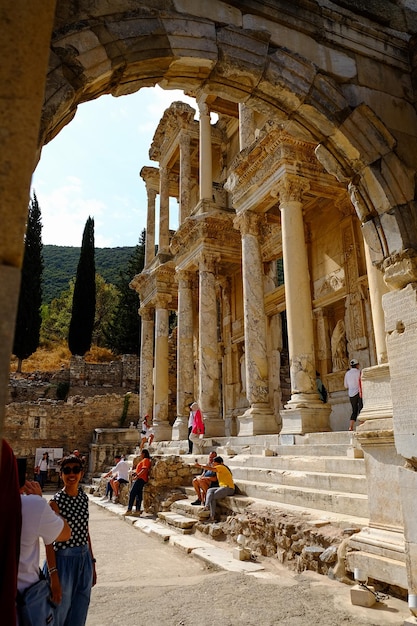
top-left (344, 359), bottom-right (363, 431)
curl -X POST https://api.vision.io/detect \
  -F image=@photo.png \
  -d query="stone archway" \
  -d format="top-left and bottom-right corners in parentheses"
top-left (39, 2), bottom-right (417, 274)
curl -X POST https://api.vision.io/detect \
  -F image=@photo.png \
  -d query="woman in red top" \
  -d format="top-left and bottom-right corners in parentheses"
top-left (189, 402), bottom-right (205, 455)
top-left (123, 450), bottom-right (151, 517)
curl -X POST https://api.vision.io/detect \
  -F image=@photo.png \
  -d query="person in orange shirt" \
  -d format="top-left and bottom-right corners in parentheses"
top-left (123, 450), bottom-right (152, 517)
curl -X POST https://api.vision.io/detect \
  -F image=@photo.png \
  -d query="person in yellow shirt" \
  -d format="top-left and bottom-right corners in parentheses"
top-left (195, 456), bottom-right (234, 522)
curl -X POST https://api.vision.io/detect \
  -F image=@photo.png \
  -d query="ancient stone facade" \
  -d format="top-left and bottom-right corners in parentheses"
top-left (3, 0), bottom-right (417, 616)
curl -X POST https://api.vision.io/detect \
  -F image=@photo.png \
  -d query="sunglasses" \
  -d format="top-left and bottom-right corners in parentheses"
top-left (62, 466), bottom-right (82, 475)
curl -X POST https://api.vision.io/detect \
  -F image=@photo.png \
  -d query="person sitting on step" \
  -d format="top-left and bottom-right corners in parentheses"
top-left (191, 450), bottom-right (218, 506)
top-left (139, 415), bottom-right (155, 451)
top-left (195, 456), bottom-right (235, 523)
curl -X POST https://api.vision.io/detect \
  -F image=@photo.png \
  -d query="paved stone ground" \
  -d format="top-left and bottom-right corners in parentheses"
top-left (80, 497), bottom-right (411, 626)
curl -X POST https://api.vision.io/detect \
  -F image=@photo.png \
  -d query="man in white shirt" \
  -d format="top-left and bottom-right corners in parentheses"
top-left (109, 454), bottom-right (129, 503)
top-left (344, 359), bottom-right (363, 431)
top-left (18, 478), bottom-right (71, 624)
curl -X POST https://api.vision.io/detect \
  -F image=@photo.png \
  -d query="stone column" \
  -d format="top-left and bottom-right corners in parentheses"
top-left (197, 98), bottom-right (212, 201)
top-left (158, 165), bottom-right (170, 253)
top-left (364, 240), bottom-right (389, 365)
top-left (0, 1), bottom-right (57, 439)
top-left (179, 133), bottom-right (191, 223)
top-left (152, 294), bottom-right (172, 440)
top-left (238, 103), bottom-right (256, 150)
top-left (139, 307), bottom-right (154, 421)
top-left (198, 253), bottom-right (223, 435)
top-left (145, 187), bottom-right (157, 266)
top-left (172, 270), bottom-right (195, 441)
top-left (233, 211), bottom-right (278, 435)
top-left (278, 176), bottom-right (331, 434)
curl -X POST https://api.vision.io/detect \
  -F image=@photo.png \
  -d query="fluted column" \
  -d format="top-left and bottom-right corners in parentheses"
top-left (233, 211), bottom-right (279, 435)
top-left (139, 307), bottom-right (154, 421)
top-left (179, 133), bottom-right (191, 223)
top-left (158, 165), bottom-right (170, 253)
top-left (279, 175), bottom-right (331, 434)
top-left (197, 98), bottom-right (212, 201)
top-left (198, 253), bottom-right (224, 435)
top-left (153, 294), bottom-right (172, 440)
top-left (172, 270), bottom-right (195, 440)
top-left (145, 187), bottom-right (157, 266)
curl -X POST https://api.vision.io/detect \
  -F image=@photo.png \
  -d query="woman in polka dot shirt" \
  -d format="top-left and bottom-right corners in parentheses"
top-left (44, 454), bottom-right (96, 626)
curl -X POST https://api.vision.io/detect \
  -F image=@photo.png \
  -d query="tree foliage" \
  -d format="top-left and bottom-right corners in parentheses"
top-left (42, 274), bottom-right (119, 348)
top-left (68, 217), bottom-right (96, 356)
top-left (42, 245), bottom-right (135, 304)
top-left (13, 193), bottom-right (44, 371)
top-left (106, 229), bottom-right (145, 354)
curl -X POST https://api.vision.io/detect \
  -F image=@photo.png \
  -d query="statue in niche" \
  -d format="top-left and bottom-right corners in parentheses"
top-left (331, 319), bottom-right (349, 372)
top-left (240, 346), bottom-right (246, 394)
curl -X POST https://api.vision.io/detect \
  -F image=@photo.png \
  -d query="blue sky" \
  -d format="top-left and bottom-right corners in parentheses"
top-left (32, 86), bottom-right (197, 248)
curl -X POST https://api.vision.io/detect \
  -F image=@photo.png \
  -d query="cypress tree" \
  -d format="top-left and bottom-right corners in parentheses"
top-left (106, 229), bottom-right (145, 354)
top-left (68, 216), bottom-right (96, 356)
top-left (13, 193), bottom-right (44, 372)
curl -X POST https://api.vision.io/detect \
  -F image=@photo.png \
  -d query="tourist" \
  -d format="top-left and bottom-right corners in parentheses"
top-left (44, 454), bottom-right (96, 626)
top-left (187, 402), bottom-right (194, 454)
top-left (139, 415), bottom-right (155, 451)
top-left (17, 471), bottom-right (71, 626)
top-left (191, 450), bottom-right (218, 505)
top-left (315, 371), bottom-right (328, 403)
top-left (188, 402), bottom-right (205, 455)
top-left (196, 456), bottom-right (235, 522)
top-left (109, 454), bottom-right (130, 503)
top-left (38, 451), bottom-right (49, 490)
top-left (123, 449), bottom-right (152, 517)
top-left (344, 359), bottom-right (363, 431)
top-left (100, 461), bottom-right (116, 502)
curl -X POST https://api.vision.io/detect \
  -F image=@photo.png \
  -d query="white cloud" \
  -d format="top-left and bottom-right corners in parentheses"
top-left (32, 86), bottom-right (200, 248)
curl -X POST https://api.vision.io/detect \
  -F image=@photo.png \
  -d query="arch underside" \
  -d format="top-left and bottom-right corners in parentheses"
top-left (43, 1), bottom-right (417, 279)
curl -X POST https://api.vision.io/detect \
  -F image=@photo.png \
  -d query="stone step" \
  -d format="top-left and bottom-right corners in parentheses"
top-left (181, 478), bottom-right (367, 518)
top-left (157, 510), bottom-right (199, 534)
top-left (234, 479), bottom-right (368, 518)
top-left (171, 495), bottom-right (368, 529)
top-left (226, 466), bottom-right (367, 494)
top-left (184, 454), bottom-right (366, 476)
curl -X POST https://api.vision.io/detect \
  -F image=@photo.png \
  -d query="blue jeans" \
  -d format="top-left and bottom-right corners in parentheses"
top-left (17, 577), bottom-right (55, 626)
top-left (205, 486), bottom-right (235, 518)
top-left (44, 545), bottom-right (93, 626)
top-left (128, 478), bottom-right (146, 511)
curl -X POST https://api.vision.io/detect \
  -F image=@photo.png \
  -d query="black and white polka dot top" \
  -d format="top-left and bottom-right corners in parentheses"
top-left (52, 487), bottom-right (89, 550)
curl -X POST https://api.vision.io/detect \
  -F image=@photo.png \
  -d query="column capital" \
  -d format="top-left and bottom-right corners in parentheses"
top-left (198, 251), bottom-right (220, 274)
top-left (146, 187), bottom-right (157, 203)
top-left (197, 98), bottom-right (210, 116)
top-left (154, 293), bottom-right (172, 309)
top-left (139, 306), bottom-right (154, 321)
top-left (277, 175), bottom-right (309, 205)
top-left (233, 210), bottom-right (262, 237)
top-left (175, 269), bottom-right (194, 288)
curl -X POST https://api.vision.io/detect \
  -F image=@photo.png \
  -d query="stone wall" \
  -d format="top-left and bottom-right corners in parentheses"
top-left (4, 392), bottom-right (139, 474)
top-left (70, 354), bottom-right (139, 391)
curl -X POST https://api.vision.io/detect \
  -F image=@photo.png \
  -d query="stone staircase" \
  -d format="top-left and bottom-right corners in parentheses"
top-left (153, 431), bottom-right (370, 533)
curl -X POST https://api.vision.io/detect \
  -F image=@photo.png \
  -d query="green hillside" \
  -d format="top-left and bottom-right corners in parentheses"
top-left (42, 245), bottom-right (136, 303)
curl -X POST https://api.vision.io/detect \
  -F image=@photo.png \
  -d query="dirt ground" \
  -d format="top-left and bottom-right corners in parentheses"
top-left (83, 503), bottom-right (410, 626)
